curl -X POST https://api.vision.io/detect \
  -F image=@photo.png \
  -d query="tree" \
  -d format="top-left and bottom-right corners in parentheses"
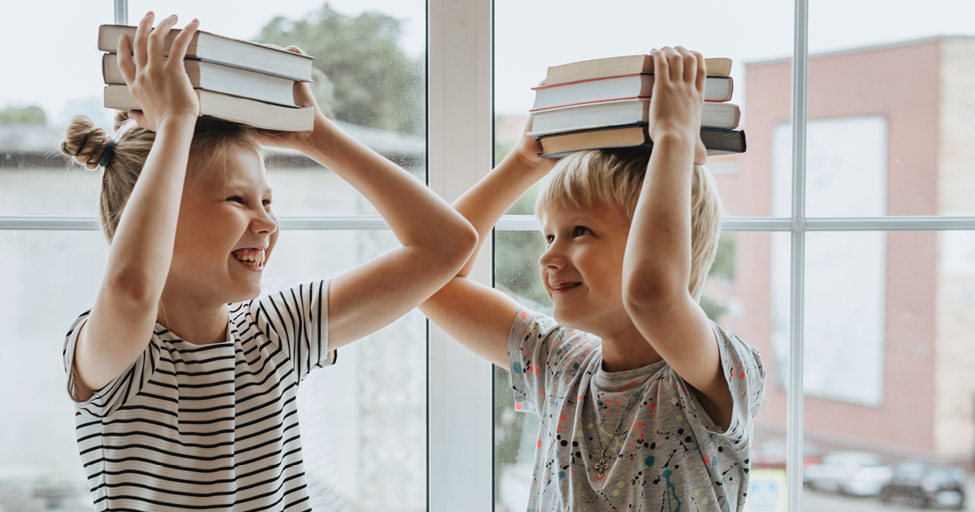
top-left (0, 105), bottom-right (47, 125)
top-left (255, 4), bottom-right (424, 136)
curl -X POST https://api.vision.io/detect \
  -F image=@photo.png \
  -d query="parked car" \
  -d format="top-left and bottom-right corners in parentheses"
top-left (879, 461), bottom-right (967, 510)
top-left (804, 451), bottom-right (893, 496)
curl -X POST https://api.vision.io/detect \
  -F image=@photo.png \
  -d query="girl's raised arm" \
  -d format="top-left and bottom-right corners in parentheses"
top-left (71, 13), bottom-right (200, 399)
top-left (256, 49), bottom-right (478, 349)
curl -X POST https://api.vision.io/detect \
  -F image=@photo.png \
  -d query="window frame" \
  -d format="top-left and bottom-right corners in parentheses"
top-left (3, 1), bottom-right (975, 511)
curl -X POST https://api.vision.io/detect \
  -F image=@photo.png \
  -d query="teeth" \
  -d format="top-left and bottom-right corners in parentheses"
top-left (233, 249), bottom-right (266, 266)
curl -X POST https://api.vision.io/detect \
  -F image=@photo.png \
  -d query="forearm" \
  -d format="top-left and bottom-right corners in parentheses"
top-left (453, 151), bottom-right (548, 277)
top-left (105, 115), bottom-right (196, 301)
top-left (301, 117), bottom-right (473, 256)
top-left (623, 133), bottom-right (696, 302)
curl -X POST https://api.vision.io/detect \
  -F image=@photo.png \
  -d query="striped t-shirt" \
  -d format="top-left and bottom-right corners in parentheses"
top-left (62, 280), bottom-right (336, 511)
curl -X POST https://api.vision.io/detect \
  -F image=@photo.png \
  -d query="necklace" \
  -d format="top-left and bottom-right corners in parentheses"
top-left (586, 384), bottom-right (640, 479)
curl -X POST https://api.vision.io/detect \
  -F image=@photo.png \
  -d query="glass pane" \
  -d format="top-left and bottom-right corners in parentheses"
top-left (495, 0), bottom-right (794, 216)
top-left (801, 231), bottom-right (972, 511)
top-left (1, 1), bottom-right (425, 217)
top-left (0, 229), bottom-right (426, 511)
top-left (494, 230), bottom-right (788, 511)
top-left (805, 2), bottom-right (975, 216)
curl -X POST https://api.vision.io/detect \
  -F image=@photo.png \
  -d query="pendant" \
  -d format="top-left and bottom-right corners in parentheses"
top-left (595, 457), bottom-right (609, 479)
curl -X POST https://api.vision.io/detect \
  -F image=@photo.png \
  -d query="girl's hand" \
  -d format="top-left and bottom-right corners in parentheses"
top-left (647, 46), bottom-right (707, 165)
top-left (117, 13), bottom-right (200, 131)
top-left (251, 45), bottom-right (327, 153)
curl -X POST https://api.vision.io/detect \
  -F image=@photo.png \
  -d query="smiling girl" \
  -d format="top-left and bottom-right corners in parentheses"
top-left (60, 13), bottom-right (475, 511)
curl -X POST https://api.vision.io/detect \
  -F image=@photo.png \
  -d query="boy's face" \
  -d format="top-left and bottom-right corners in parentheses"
top-left (168, 146), bottom-right (279, 306)
top-left (538, 202), bottom-right (632, 335)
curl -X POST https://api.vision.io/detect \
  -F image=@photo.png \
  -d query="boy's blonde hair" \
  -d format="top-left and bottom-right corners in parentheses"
top-left (535, 150), bottom-right (722, 300)
top-left (60, 111), bottom-right (261, 243)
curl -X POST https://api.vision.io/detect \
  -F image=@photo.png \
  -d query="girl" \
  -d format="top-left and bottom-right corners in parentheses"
top-left (60, 13), bottom-right (476, 511)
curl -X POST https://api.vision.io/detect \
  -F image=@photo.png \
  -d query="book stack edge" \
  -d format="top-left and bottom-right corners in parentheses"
top-left (98, 24), bottom-right (316, 131)
top-left (529, 54), bottom-right (746, 158)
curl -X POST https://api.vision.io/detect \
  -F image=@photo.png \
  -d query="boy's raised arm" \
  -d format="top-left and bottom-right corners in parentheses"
top-left (419, 121), bottom-right (557, 367)
top-left (621, 47), bottom-right (734, 429)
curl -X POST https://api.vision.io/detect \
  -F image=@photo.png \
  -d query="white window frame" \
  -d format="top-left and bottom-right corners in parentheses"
top-left (3, 0), bottom-right (975, 511)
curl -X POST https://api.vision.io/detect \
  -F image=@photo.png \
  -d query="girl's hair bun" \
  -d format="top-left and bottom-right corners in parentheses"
top-left (61, 115), bottom-right (112, 170)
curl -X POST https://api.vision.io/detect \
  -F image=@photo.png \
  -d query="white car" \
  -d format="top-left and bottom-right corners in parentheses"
top-left (804, 451), bottom-right (894, 496)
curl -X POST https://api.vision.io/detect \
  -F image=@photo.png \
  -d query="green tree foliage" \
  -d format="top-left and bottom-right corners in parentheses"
top-left (255, 4), bottom-right (423, 135)
top-left (0, 105), bottom-right (47, 125)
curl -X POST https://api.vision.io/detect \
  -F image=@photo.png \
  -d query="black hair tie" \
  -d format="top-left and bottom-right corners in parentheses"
top-left (99, 139), bottom-right (116, 168)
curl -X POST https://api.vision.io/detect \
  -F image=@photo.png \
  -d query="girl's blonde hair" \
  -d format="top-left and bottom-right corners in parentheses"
top-left (535, 150), bottom-right (722, 300)
top-left (60, 112), bottom-right (261, 243)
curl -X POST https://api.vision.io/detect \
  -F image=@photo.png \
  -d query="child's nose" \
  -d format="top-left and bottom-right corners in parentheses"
top-left (252, 210), bottom-right (278, 234)
top-left (538, 244), bottom-right (565, 269)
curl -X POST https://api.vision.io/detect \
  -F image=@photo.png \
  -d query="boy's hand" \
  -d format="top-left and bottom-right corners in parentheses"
top-left (117, 13), bottom-right (201, 131)
top-left (647, 47), bottom-right (707, 165)
top-left (507, 114), bottom-right (558, 178)
top-left (251, 45), bottom-right (328, 153)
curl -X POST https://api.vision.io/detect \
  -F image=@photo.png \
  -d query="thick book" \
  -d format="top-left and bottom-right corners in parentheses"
top-left (98, 24), bottom-right (314, 81)
top-left (102, 53), bottom-right (296, 107)
top-left (545, 55), bottom-right (732, 86)
top-left (536, 123), bottom-right (746, 158)
top-left (532, 74), bottom-right (733, 110)
top-left (529, 98), bottom-right (740, 136)
top-left (104, 85), bottom-right (314, 131)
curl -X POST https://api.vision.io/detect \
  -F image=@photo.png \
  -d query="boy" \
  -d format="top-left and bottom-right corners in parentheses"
top-left (420, 47), bottom-right (765, 510)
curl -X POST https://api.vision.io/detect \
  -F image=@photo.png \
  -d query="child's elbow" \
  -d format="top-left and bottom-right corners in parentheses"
top-left (443, 216), bottom-right (479, 263)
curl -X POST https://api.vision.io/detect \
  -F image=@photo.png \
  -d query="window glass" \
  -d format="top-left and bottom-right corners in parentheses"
top-left (805, 1), bottom-right (975, 216)
top-left (494, 230), bottom-right (789, 511)
top-left (494, 0), bottom-right (794, 216)
top-left (1, 0), bottom-right (425, 217)
top-left (801, 231), bottom-right (972, 511)
top-left (0, 229), bottom-right (426, 511)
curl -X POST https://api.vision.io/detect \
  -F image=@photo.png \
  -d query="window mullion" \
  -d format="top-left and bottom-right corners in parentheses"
top-left (788, 0), bottom-right (809, 510)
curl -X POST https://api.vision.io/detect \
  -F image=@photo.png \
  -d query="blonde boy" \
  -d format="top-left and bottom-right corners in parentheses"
top-left (421, 47), bottom-right (765, 511)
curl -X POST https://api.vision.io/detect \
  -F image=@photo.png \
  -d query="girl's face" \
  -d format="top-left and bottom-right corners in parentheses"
top-left (538, 202), bottom-right (632, 336)
top-left (168, 146), bottom-right (279, 307)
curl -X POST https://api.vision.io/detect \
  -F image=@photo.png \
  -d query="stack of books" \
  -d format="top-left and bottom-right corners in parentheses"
top-left (528, 54), bottom-right (746, 158)
top-left (98, 25), bottom-right (316, 131)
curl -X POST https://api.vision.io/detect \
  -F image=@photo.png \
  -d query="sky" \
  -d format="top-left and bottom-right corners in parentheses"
top-left (2, 0), bottom-right (974, 125)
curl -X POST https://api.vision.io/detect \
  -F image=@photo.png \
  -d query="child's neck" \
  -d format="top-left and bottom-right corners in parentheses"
top-left (157, 292), bottom-right (230, 346)
top-left (597, 322), bottom-right (663, 373)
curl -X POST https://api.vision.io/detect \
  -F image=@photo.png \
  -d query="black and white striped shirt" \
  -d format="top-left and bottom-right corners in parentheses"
top-left (62, 280), bottom-right (335, 511)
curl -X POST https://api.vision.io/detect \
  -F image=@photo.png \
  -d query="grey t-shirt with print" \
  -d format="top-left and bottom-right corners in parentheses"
top-left (507, 309), bottom-right (765, 512)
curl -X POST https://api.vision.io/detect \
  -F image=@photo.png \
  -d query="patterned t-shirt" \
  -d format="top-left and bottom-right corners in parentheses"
top-left (63, 280), bottom-right (335, 512)
top-left (508, 309), bottom-right (765, 512)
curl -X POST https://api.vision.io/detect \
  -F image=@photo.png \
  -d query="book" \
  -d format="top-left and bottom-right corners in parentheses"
top-left (98, 24), bottom-right (314, 81)
top-left (104, 85), bottom-right (314, 132)
top-left (532, 74), bottom-right (733, 110)
top-left (102, 53), bottom-right (296, 107)
top-left (536, 123), bottom-right (746, 158)
top-left (528, 99), bottom-right (740, 136)
top-left (545, 55), bottom-right (732, 86)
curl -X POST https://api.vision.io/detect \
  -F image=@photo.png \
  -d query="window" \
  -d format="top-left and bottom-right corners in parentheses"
top-left (1, 2), bottom-right (427, 511)
top-left (492, 1), bottom-right (975, 512)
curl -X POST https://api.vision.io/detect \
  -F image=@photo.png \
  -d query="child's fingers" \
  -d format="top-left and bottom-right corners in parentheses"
top-left (167, 18), bottom-right (199, 66)
top-left (650, 49), bottom-right (668, 86)
top-left (692, 50), bottom-right (707, 93)
top-left (132, 11), bottom-right (154, 69)
top-left (284, 45), bottom-right (307, 55)
top-left (675, 46), bottom-right (697, 84)
top-left (117, 35), bottom-right (136, 85)
top-left (148, 15), bottom-right (179, 63)
top-left (663, 47), bottom-right (683, 83)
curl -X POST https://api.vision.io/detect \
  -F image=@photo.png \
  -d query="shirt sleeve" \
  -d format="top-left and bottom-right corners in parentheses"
top-left (63, 311), bottom-right (163, 418)
top-left (506, 308), bottom-right (571, 414)
top-left (251, 279), bottom-right (336, 383)
top-left (675, 322), bottom-right (766, 443)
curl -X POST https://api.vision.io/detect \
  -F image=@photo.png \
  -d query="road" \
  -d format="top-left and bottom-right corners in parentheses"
top-left (803, 488), bottom-right (969, 512)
